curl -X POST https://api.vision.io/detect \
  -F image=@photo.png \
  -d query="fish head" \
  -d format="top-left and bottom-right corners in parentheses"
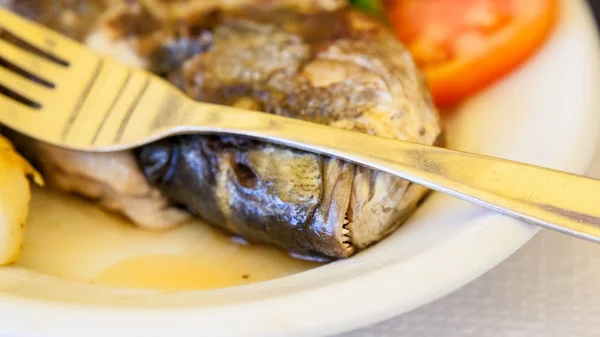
top-left (137, 135), bottom-right (354, 259)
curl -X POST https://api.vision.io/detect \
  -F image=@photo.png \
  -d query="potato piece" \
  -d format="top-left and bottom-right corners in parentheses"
top-left (0, 135), bottom-right (42, 265)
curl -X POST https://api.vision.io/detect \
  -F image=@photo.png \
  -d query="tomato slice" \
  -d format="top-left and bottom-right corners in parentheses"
top-left (383, 0), bottom-right (559, 107)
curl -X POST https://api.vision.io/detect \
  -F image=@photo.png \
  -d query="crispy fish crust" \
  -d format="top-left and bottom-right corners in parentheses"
top-left (0, 135), bottom-right (42, 265)
top-left (8, 0), bottom-right (442, 260)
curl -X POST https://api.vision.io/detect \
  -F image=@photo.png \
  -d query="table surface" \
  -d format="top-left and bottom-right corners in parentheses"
top-left (343, 2), bottom-right (600, 336)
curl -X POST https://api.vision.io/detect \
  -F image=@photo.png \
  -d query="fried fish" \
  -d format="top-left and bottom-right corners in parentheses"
top-left (6, 0), bottom-right (442, 260)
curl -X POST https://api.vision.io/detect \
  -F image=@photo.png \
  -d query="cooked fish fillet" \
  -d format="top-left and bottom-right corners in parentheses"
top-left (6, 0), bottom-right (442, 260)
top-left (0, 134), bottom-right (41, 265)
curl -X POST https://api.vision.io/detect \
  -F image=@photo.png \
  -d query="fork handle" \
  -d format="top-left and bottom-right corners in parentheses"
top-left (141, 100), bottom-right (600, 243)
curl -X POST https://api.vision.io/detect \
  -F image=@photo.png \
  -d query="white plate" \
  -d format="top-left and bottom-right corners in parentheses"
top-left (1, 0), bottom-right (600, 336)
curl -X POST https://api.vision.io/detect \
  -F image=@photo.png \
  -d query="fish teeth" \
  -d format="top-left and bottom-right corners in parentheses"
top-left (341, 215), bottom-right (352, 252)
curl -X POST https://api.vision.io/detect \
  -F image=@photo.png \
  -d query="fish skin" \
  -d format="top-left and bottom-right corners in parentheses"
top-left (138, 136), bottom-right (331, 258)
top-left (7, 1), bottom-right (442, 259)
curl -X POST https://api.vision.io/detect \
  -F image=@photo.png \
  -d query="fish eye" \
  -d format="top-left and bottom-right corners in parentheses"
top-left (232, 162), bottom-right (258, 189)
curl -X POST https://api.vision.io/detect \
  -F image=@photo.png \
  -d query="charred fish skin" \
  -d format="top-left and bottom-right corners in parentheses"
top-left (6, 1), bottom-right (442, 260)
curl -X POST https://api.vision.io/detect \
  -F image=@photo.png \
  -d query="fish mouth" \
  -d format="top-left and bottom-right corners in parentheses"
top-left (302, 158), bottom-right (354, 259)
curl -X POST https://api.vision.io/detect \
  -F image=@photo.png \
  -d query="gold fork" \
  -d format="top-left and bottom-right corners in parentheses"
top-left (2, 7), bottom-right (600, 243)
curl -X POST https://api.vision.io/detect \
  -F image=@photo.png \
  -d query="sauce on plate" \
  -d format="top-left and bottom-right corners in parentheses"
top-left (16, 187), bottom-right (320, 290)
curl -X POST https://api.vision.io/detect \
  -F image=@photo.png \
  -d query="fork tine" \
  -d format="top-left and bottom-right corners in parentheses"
top-left (0, 66), bottom-right (53, 107)
top-left (0, 8), bottom-right (91, 63)
top-left (0, 39), bottom-right (64, 84)
top-left (0, 92), bottom-right (38, 132)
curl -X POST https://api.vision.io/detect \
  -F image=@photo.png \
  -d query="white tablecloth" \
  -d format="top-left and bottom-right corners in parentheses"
top-left (342, 141), bottom-right (600, 337)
